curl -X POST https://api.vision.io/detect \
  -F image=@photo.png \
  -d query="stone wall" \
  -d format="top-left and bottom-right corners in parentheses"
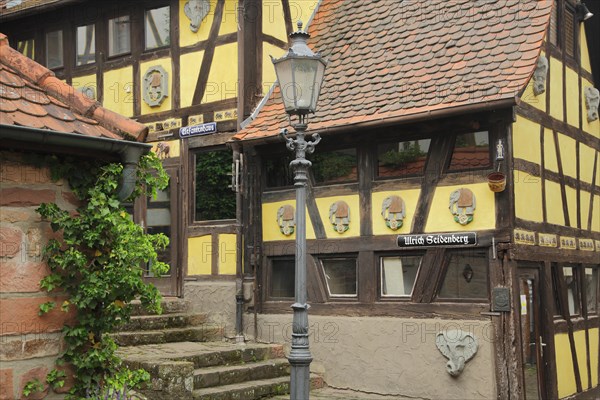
top-left (0, 152), bottom-right (77, 399)
top-left (244, 313), bottom-right (497, 399)
top-left (184, 281), bottom-right (237, 339)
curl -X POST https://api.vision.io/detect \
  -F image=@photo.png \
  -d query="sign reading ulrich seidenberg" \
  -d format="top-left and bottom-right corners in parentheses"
top-left (397, 232), bottom-right (477, 247)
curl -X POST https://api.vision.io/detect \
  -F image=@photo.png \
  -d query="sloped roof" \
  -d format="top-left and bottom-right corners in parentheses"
top-left (0, 0), bottom-right (80, 20)
top-left (0, 33), bottom-right (147, 141)
top-left (235, 0), bottom-right (552, 142)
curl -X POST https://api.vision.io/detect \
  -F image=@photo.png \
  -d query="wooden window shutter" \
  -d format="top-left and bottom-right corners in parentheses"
top-left (549, 0), bottom-right (558, 45)
top-left (565, 6), bottom-right (575, 57)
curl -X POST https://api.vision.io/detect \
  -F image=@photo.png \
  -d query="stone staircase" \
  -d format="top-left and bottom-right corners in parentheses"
top-left (113, 298), bottom-right (324, 400)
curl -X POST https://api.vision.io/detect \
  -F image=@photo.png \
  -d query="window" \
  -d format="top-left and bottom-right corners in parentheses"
top-left (45, 30), bottom-right (63, 69)
top-left (321, 258), bottom-right (357, 297)
top-left (146, 185), bottom-right (172, 272)
top-left (438, 250), bottom-right (488, 300)
top-left (448, 131), bottom-right (491, 171)
top-left (264, 152), bottom-right (295, 188)
top-left (564, 4), bottom-right (575, 57)
top-left (16, 38), bottom-right (34, 59)
top-left (76, 24), bottom-right (96, 66)
top-left (310, 148), bottom-right (357, 184)
top-left (194, 149), bottom-right (235, 221)
top-left (377, 139), bottom-right (430, 178)
top-left (145, 6), bottom-right (170, 50)
top-left (270, 258), bottom-right (295, 298)
top-left (108, 15), bottom-right (131, 56)
top-left (585, 267), bottom-right (598, 313)
top-left (380, 255), bottom-right (422, 297)
top-left (563, 266), bottom-right (580, 316)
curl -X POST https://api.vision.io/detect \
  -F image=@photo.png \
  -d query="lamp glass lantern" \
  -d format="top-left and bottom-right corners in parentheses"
top-left (271, 22), bottom-right (327, 118)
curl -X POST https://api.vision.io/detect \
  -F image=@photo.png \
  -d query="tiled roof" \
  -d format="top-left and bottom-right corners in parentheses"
top-left (0, 33), bottom-right (147, 141)
top-left (235, 0), bottom-right (552, 142)
top-left (0, 0), bottom-right (74, 20)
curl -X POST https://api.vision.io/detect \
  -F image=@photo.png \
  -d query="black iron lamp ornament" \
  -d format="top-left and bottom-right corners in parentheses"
top-left (272, 21), bottom-right (327, 400)
top-left (576, 1), bottom-right (594, 21)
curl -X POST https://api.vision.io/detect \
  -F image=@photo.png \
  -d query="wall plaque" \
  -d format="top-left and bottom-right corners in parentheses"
top-left (397, 232), bottom-right (477, 248)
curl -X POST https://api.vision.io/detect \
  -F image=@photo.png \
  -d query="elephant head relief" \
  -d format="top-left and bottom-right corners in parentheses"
top-left (435, 330), bottom-right (478, 377)
top-left (276, 204), bottom-right (295, 236)
top-left (329, 201), bottom-right (350, 233)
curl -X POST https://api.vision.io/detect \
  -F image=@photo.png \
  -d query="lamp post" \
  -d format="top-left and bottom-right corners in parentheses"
top-left (271, 21), bottom-right (327, 400)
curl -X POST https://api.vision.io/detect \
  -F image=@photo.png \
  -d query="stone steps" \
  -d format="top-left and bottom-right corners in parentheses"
top-left (194, 359), bottom-right (290, 389)
top-left (111, 325), bottom-right (223, 346)
top-left (119, 313), bottom-right (209, 332)
top-left (129, 297), bottom-right (191, 316)
top-left (193, 374), bottom-right (325, 400)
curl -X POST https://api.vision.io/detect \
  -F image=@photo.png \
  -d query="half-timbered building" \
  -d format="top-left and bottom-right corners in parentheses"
top-left (2, 0), bottom-right (600, 398)
top-left (233, 0), bottom-right (600, 398)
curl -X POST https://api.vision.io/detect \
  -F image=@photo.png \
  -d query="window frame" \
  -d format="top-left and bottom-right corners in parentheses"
top-left (266, 257), bottom-right (296, 300)
top-left (45, 28), bottom-right (64, 70)
top-left (583, 265), bottom-right (599, 315)
top-left (375, 137), bottom-right (432, 180)
top-left (378, 252), bottom-right (424, 300)
top-left (75, 22), bottom-right (97, 67)
top-left (191, 146), bottom-right (237, 225)
top-left (435, 249), bottom-right (490, 303)
top-left (318, 255), bottom-right (359, 299)
top-left (446, 130), bottom-right (493, 173)
top-left (107, 13), bottom-right (132, 58)
top-left (144, 4), bottom-right (171, 52)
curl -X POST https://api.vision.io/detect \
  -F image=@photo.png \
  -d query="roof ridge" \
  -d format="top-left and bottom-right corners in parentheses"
top-left (0, 32), bottom-right (147, 142)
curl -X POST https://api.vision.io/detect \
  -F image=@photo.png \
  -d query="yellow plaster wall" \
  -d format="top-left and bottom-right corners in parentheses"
top-left (591, 328), bottom-right (599, 388)
top-left (289, 1), bottom-right (316, 30)
top-left (188, 235), bottom-right (213, 275)
top-left (579, 144), bottom-right (595, 184)
top-left (102, 67), bottom-right (133, 117)
top-left (555, 333), bottom-right (577, 398)
top-left (565, 186), bottom-right (577, 228)
top-left (580, 190), bottom-right (591, 229)
top-left (262, 200), bottom-right (316, 241)
top-left (521, 74), bottom-right (546, 111)
top-left (71, 74), bottom-right (97, 99)
top-left (544, 128), bottom-right (559, 173)
top-left (514, 170), bottom-right (543, 223)
top-left (218, 234), bottom-right (236, 275)
top-left (545, 180), bottom-right (565, 226)
top-left (371, 189), bottom-right (420, 235)
top-left (179, 0), bottom-right (237, 47)
top-left (582, 78), bottom-right (600, 138)
top-left (550, 56), bottom-right (563, 121)
top-left (557, 134), bottom-right (577, 179)
top-left (262, 0), bottom-right (287, 40)
top-left (151, 140), bottom-right (180, 158)
top-left (424, 183), bottom-right (495, 232)
top-left (315, 195), bottom-right (360, 238)
top-left (140, 58), bottom-right (173, 115)
top-left (575, 330), bottom-right (590, 390)
top-left (565, 67), bottom-right (580, 128)
top-left (263, 42), bottom-right (286, 94)
top-left (180, 51), bottom-right (204, 108)
top-left (593, 195), bottom-right (600, 232)
top-left (581, 28), bottom-right (592, 74)
top-left (203, 42), bottom-right (238, 104)
top-left (513, 115), bottom-right (541, 164)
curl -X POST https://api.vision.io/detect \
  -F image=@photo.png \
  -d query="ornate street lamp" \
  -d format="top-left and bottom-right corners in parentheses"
top-left (271, 21), bottom-right (327, 400)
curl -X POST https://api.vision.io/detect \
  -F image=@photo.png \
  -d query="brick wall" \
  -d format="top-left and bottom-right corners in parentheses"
top-left (1, 151), bottom-right (78, 399)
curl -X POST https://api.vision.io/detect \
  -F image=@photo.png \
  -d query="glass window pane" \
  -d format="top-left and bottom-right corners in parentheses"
top-left (381, 255), bottom-right (422, 297)
top-left (439, 250), bottom-right (488, 299)
top-left (145, 6), bottom-right (170, 50)
top-left (45, 30), bottom-right (63, 69)
top-left (309, 148), bottom-right (357, 184)
top-left (585, 268), bottom-right (598, 313)
top-left (378, 139), bottom-right (430, 178)
top-left (448, 131), bottom-right (490, 171)
top-left (271, 259), bottom-right (294, 298)
top-left (264, 153), bottom-right (295, 188)
top-left (321, 258), bottom-right (357, 297)
top-left (108, 15), bottom-right (131, 56)
top-left (195, 150), bottom-right (236, 221)
top-left (146, 185), bottom-right (172, 274)
top-left (16, 38), bottom-right (35, 59)
top-left (563, 266), bottom-right (580, 316)
top-left (76, 24), bottom-right (95, 66)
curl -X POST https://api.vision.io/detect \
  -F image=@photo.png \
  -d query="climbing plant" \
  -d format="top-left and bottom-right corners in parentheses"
top-left (30, 152), bottom-right (169, 399)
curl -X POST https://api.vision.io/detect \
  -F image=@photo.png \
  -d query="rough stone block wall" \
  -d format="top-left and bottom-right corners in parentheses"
top-left (1, 151), bottom-right (78, 399)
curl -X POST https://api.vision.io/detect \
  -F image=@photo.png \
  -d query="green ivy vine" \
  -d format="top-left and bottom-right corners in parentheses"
top-left (28, 152), bottom-right (169, 399)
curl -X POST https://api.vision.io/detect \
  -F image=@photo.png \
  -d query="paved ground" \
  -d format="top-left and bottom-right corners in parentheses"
top-left (271, 387), bottom-right (407, 399)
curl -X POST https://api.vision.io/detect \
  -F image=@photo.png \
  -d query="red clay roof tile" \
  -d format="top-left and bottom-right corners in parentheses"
top-left (236, 0), bottom-right (552, 142)
top-left (0, 32), bottom-right (147, 142)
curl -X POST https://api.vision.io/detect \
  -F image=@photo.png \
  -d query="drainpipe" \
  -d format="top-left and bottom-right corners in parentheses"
top-left (116, 145), bottom-right (147, 201)
top-left (231, 141), bottom-right (245, 343)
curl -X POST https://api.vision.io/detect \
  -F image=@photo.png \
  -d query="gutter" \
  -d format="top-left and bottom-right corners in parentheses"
top-left (0, 124), bottom-right (151, 201)
top-left (235, 97), bottom-right (518, 145)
